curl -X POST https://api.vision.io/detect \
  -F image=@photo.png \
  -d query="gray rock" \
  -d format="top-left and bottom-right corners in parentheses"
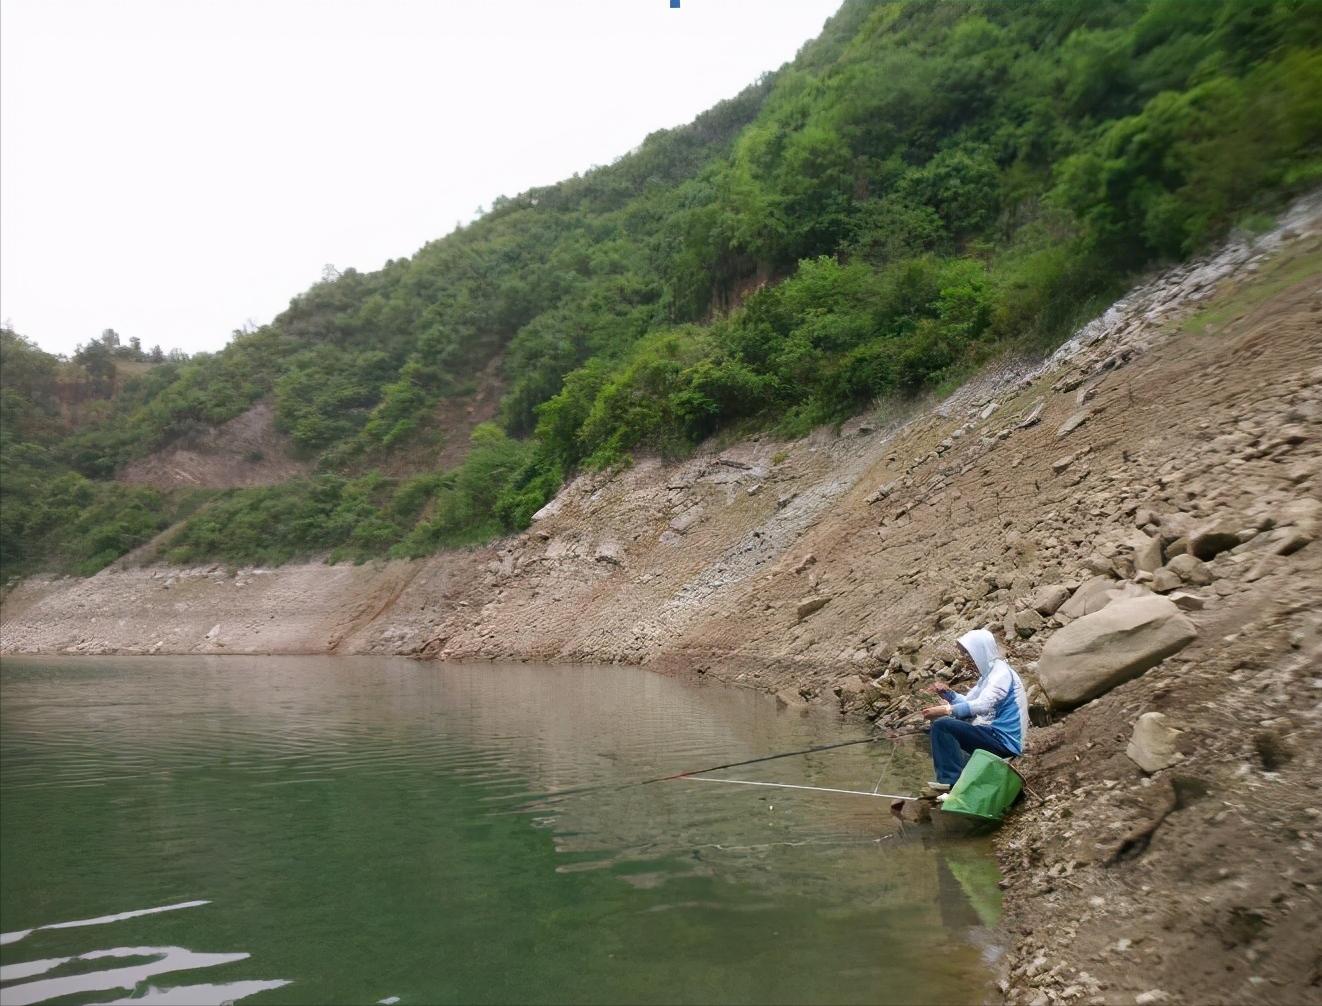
top-left (1167, 590), bottom-right (1206, 611)
top-left (774, 689), bottom-right (808, 709)
top-left (1134, 991), bottom-right (1171, 1005)
top-left (1270, 526), bottom-right (1314, 555)
top-left (1165, 553), bottom-right (1214, 586)
top-left (1058, 576), bottom-right (1119, 619)
top-left (1029, 584), bottom-right (1071, 616)
top-left (531, 497), bottom-right (564, 522)
top-left (1270, 424), bottom-right (1308, 448)
top-left (1152, 568), bottom-right (1184, 592)
top-left (796, 596), bottom-right (831, 621)
top-left (1018, 400), bottom-right (1045, 428)
top-left (1081, 553), bottom-right (1117, 577)
top-left (594, 541), bottom-right (622, 564)
top-left (866, 481), bottom-right (898, 504)
top-left (1014, 608), bottom-right (1046, 637)
top-left (1056, 409), bottom-right (1092, 438)
top-left (1103, 581), bottom-right (1152, 605)
top-left (1037, 596), bottom-right (1198, 710)
top-left (836, 676), bottom-right (869, 697)
top-left (1127, 712), bottom-right (1184, 773)
top-left (1135, 507), bottom-right (1161, 528)
top-left (1134, 534), bottom-right (1164, 573)
top-left (1277, 497), bottom-right (1322, 535)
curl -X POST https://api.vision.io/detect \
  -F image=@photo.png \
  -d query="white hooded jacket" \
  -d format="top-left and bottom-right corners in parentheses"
top-left (941, 629), bottom-right (1029, 755)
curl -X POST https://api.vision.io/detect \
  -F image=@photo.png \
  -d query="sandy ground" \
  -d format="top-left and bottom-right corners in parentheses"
top-left (4, 196), bottom-right (1321, 1005)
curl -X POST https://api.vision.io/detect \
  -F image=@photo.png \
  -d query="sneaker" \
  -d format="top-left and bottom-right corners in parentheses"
top-left (936, 792), bottom-right (950, 803)
top-left (927, 782), bottom-right (951, 792)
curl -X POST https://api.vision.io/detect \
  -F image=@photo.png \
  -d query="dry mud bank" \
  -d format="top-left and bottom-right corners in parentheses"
top-left (4, 198), bottom-right (1321, 1004)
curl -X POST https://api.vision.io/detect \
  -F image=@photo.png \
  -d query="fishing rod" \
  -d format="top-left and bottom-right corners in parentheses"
top-left (637, 724), bottom-right (927, 787)
top-left (524, 722), bottom-right (928, 803)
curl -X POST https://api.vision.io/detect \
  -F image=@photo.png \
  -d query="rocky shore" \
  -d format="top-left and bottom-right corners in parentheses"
top-left (4, 196), bottom-right (1321, 1004)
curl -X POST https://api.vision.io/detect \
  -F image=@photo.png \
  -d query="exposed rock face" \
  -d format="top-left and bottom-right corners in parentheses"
top-left (1037, 596), bottom-right (1198, 710)
top-left (117, 400), bottom-right (310, 490)
top-left (1126, 711), bottom-right (1184, 773)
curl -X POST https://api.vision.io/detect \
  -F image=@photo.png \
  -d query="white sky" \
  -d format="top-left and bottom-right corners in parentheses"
top-left (1, 0), bottom-right (841, 357)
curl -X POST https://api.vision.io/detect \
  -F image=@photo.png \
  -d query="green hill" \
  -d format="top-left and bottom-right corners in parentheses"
top-left (4, 0), bottom-right (1320, 578)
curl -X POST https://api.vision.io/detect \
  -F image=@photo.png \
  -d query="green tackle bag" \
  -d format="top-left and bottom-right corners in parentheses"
top-left (940, 749), bottom-right (1024, 823)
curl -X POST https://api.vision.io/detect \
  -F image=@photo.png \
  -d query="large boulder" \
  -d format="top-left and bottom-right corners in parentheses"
top-left (1038, 596), bottom-right (1198, 710)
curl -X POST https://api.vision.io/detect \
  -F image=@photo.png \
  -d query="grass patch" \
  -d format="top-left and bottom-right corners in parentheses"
top-left (1179, 241), bottom-right (1322, 339)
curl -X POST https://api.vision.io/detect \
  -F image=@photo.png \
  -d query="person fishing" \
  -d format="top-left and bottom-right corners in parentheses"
top-left (920, 628), bottom-right (1028, 791)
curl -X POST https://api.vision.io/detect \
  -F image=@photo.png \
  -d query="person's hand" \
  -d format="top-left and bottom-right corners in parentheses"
top-left (921, 703), bottom-right (952, 721)
top-left (928, 677), bottom-right (950, 695)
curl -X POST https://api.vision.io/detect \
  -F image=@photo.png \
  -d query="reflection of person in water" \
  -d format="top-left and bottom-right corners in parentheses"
top-left (920, 629), bottom-right (1028, 790)
top-left (935, 848), bottom-right (1003, 933)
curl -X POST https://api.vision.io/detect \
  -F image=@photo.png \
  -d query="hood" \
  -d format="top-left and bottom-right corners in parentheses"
top-left (957, 628), bottom-right (1002, 677)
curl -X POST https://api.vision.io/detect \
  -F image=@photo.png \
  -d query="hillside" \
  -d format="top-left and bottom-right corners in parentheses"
top-left (5, 190), bottom-right (1320, 1002)
top-left (3, 0), bottom-right (1320, 582)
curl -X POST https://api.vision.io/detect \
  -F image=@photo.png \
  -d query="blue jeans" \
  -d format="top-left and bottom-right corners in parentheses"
top-left (929, 717), bottom-right (1014, 786)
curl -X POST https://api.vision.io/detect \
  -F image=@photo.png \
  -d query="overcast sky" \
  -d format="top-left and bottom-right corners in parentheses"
top-left (1, 0), bottom-right (841, 357)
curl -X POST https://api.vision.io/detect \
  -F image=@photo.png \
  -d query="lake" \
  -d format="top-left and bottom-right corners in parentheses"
top-left (0, 657), bottom-right (1003, 1005)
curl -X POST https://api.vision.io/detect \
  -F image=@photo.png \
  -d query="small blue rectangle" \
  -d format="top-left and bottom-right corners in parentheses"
top-left (670, 0), bottom-right (680, 7)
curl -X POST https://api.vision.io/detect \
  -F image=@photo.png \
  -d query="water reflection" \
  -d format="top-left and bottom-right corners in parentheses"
top-left (0, 902), bottom-right (287, 1006)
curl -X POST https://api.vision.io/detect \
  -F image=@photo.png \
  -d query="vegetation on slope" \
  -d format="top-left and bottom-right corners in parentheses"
top-left (3, 0), bottom-right (1320, 576)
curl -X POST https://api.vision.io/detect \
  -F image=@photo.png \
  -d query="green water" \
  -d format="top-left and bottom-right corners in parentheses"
top-left (0, 657), bottom-right (1003, 1005)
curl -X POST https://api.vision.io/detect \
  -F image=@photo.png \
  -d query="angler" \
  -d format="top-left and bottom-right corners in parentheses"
top-left (921, 629), bottom-right (1028, 791)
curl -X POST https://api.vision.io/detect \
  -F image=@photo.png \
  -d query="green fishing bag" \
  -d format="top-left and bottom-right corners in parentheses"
top-left (940, 749), bottom-right (1023, 823)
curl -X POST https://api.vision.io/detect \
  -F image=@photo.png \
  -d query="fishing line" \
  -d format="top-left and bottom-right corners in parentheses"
top-left (680, 776), bottom-right (919, 802)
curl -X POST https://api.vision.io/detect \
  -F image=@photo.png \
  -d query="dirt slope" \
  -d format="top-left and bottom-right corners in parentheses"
top-left (3, 196), bottom-right (1320, 1005)
top-left (118, 400), bottom-right (310, 489)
